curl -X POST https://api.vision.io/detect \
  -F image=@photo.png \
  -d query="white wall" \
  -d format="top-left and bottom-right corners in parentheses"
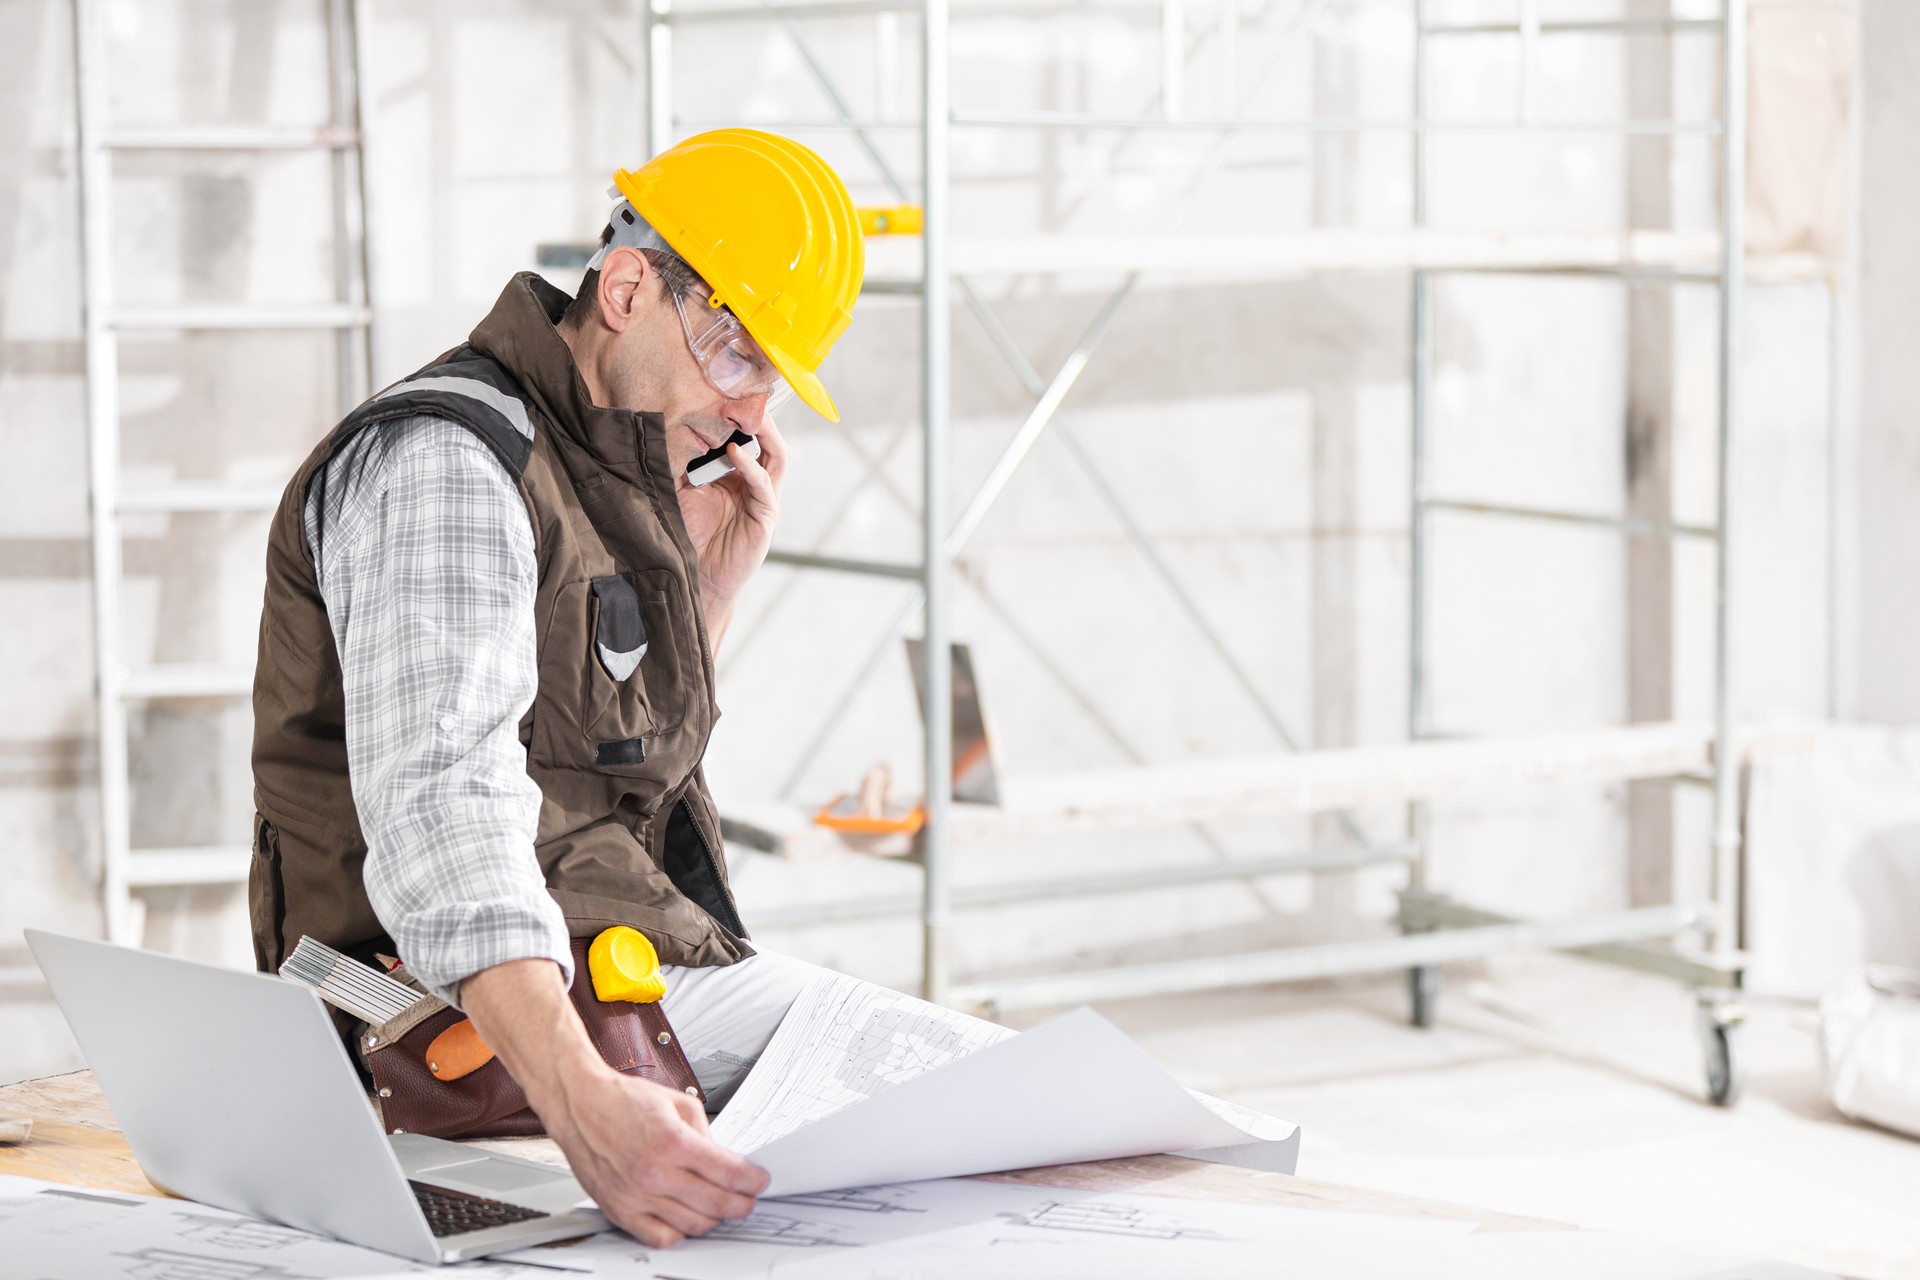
top-left (1852, 0), bottom-right (1920, 722)
top-left (0, 0), bottom-right (1850, 1080)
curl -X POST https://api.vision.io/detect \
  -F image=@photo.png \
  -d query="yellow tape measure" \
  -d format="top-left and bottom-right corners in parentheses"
top-left (588, 926), bottom-right (666, 1004)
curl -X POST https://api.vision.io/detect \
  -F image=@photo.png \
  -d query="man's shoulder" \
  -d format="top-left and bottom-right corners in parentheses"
top-left (312, 414), bottom-right (526, 537)
top-left (348, 353), bottom-right (536, 479)
top-left (329, 413), bottom-right (518, 484)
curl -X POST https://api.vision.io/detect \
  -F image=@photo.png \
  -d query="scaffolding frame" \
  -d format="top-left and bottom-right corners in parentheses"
top-left (652, 0), bottom-right (1820, 1102)
top-left (675, 0), bottom-right (1843, 1105)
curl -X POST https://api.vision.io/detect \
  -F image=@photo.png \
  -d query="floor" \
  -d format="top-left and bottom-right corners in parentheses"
top-left (1012, 955), bottom-right (1920, 1280)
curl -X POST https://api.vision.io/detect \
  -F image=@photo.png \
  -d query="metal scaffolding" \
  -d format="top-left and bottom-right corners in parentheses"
top-left (641, 0), bottom-right (1817, 1104)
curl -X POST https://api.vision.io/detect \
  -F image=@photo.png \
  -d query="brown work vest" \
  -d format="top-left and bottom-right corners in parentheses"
top-left (248, 272), bottom-right (751, 982)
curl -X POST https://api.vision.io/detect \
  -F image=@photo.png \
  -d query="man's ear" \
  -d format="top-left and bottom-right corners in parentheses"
top-left (596, 247), bottom-right (652, 335)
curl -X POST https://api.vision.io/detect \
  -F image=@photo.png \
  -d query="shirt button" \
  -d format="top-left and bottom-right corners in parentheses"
top-left (439, 714), bottom-right (456, 731)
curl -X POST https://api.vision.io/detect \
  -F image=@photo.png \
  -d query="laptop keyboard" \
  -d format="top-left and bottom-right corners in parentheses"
top-left (409, 1181), bottom-right (548, 1238)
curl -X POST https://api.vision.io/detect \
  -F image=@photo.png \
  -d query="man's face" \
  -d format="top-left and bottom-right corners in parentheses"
top-left (595, 251), bottom-right (772, 491)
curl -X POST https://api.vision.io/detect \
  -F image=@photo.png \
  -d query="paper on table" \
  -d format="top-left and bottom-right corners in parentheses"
top-left (707, 970), bottom-right (1297, 1192)
top-left (640, 1176), bottom-right (1477, 1280)
top-left (741, 1006), bottom-right (1298, 1196)
top-left (708, 970), bottom-right (1015, 1154)
top-left (1178, 1090), bottom-right (1305, 1171)
top-left (0, 1174), bottom-right (551, 1278)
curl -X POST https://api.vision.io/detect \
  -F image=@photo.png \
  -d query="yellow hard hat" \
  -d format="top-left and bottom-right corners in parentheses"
top-left (613, 129), bottom-right (864, 423)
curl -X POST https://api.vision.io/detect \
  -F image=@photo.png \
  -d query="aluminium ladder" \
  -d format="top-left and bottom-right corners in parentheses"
top-left (71, 0), bottom-right (376, 945)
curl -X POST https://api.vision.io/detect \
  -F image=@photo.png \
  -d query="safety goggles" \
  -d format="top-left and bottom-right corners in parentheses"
top-left (672, 289), bottom-right (795, 412)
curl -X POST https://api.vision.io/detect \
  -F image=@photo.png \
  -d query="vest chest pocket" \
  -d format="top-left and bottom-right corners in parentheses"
top-left (582, 569), bottom-right (691, 757)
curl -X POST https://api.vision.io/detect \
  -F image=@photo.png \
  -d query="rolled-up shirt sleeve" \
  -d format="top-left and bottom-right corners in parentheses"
top-left (306, 416), bottom-right (571, 1006)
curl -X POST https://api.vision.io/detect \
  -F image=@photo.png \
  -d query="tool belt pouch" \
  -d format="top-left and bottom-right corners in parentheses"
top-left (360, 936), bottom-right (702, 1140)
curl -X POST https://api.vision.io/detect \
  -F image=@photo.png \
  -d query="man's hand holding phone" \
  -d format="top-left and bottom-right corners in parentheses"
top-left (674, 418), bottom-right (785, 656)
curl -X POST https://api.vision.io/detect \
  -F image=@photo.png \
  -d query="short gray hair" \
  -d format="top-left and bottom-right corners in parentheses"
top-left (564, 205), bottom-right (707, 325)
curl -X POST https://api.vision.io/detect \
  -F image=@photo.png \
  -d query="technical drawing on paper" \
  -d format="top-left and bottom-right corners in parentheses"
top-left (174, 1214), bottom-right (314, 1252)
top-left (0, 1186), bottom-right (144, 1240)
top-left (701, 1211), bottom-right (851, 1248)
top-left (839, 1003), bottom-right (989, 1096)
top-left (771, 1185), bottom-right (929, 1214)
top-left (1001, 1200), bottom-right (1230, 1241)
top-left (711, 971), bottom-right (1015, 1153)
top-left (116, 1247), bottom-right (315, 1280)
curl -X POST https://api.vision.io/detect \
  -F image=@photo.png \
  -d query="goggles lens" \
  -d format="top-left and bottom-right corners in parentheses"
top-left (673, 290), bottom-right (793, 410)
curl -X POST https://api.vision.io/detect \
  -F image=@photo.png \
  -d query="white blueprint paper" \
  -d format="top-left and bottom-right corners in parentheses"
top-left (0, 1174), bottom-right (557, 1279)
top-left (707, 971), bottom-right (1014, 1154)
top-left (652, 1182), bottom-right (1820, 1280)
top-left (728, 1000), bottom-right (1298, 1196)
top-left (706, 971), bottom-right (1297, 1195)
top-left (534, 1176), bottom-right (1829, 1280)
top-left (528, 1177), bottom-right (1474, 1280)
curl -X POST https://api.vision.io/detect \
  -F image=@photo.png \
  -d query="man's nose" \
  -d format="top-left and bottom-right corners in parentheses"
top-left (725, 396), bottom-right (767, 436)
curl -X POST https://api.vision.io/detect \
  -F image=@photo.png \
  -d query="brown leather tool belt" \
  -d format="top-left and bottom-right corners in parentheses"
top-left (358, 936), bottom-right (701, 1140)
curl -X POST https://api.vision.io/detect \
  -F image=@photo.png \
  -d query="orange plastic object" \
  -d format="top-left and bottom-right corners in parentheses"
top-left (588, 926), bottom-right (667, 1004)
top-left (424, 1019), bottom-right (495, 1082)
top-left (813, 796), bottom-right (927, 836)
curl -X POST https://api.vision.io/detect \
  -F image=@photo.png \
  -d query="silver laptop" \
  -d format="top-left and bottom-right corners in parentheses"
top-left (26, 929), bottom-right (602, 1264)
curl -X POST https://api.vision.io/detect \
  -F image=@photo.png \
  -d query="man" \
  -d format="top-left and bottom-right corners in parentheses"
top-left (248, 130), bottom-right (864, 1247)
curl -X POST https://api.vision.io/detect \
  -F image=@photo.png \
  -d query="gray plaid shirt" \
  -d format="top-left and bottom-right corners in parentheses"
top-left (305, 416), bottom-right (572, 1005)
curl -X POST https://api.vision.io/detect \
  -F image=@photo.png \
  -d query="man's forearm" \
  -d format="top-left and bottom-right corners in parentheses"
top-left (459, 958), bottom-right (606, 1119)
top-left (700, 590), bottom-right (737, 660)
top-left (456, 956), bottom-right (770, 1248)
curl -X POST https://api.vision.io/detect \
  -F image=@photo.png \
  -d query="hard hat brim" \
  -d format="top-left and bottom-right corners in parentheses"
top-left (764, 341), bottom-right (840, 424)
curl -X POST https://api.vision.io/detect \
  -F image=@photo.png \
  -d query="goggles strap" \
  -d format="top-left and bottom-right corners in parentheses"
top-left (586, 194), bottom-right (680, 271)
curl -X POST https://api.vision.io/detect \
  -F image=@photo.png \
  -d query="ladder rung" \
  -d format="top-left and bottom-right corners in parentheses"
top-left (119, 482), bottom-right (285, 513)
top-left (120, 664), bottom-right (254, 699)
top-left (127, 845), bottom-right (251, 887)
top-left (108, 304), bottom-right (371, 332)
top-left (104, 125), bottom-right (359, 152)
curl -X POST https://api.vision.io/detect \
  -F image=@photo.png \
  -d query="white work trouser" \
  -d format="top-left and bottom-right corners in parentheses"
top-left (656, 947), bottom-right (823, 1113)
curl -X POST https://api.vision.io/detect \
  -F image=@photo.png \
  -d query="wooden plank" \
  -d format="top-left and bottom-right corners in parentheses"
top-left (946, 722), bottom-right (1809, 844)
top-left (0, 1108), bottom-right (166, 1198)
top-left (0, 1071), bottom-right (124, 1130)
top-left (728, 722), bottom-right (1813, 857)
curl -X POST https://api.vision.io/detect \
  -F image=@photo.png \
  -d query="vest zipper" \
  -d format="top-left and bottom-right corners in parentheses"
top-left (682, 796), bottom-right (746, 939)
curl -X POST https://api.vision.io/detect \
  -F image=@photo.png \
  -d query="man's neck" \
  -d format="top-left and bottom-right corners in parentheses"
top-left (557, 319), bottom-right (613, 409)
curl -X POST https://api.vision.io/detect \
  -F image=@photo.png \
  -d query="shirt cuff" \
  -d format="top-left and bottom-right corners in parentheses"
top-left (394, 895), bottom-right (574, 1008)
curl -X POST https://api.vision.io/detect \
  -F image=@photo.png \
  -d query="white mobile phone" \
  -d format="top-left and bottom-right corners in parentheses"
top-left (686, 429), bottom-right (761, 487)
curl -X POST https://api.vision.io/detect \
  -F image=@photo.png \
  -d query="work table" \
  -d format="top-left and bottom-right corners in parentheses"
top-left (0, 1069), bottom-right (1556, 1231)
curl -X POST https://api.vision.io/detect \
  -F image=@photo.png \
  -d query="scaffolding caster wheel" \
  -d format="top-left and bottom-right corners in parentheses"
top-left (1697, 1001), bottom-right (1745, 1107)
top-left (1408, 965), bottom-right (1440, 1029)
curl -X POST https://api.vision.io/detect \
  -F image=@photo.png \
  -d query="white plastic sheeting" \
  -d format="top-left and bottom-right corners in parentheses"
top-left (1819, 966), bottom-right (1920, 1140)
top-left (1745, 725), bottom-right (1920, 999)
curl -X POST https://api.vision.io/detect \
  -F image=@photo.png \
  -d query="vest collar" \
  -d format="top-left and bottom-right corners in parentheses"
top-left (468, 272), bottom-right (666, 476)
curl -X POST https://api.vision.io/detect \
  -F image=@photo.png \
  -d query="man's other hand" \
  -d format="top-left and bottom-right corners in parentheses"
top-left (459, 957), bottom-right (770, 1248)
